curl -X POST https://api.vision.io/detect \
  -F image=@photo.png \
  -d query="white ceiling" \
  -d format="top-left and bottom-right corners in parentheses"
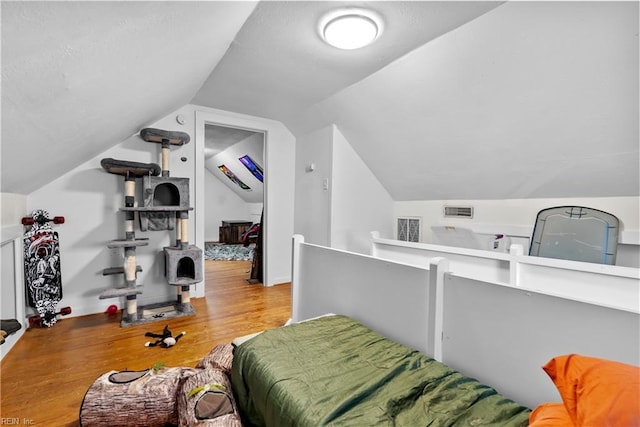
top-left (2, 1), bottom-right (638, 201)
top-left (1, 1), bottom-right (257, 194)
top-left (192, 1), bottom-right (502, 134)
top-left (204, 128), bottom-right (265, 203)
top-left (204, 125), bottom-right (260, 160)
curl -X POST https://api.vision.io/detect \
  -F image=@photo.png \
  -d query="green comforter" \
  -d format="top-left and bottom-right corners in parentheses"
top-left (231, 315), bottom-right (530, 427)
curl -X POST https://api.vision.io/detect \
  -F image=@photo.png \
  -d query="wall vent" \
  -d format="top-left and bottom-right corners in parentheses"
top-left (444, 206), bottom-right (474, 219)
top-left (397, 217), bottom-right (421, 242)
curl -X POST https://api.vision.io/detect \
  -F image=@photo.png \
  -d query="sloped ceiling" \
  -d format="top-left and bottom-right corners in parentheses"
top-left (194, 1), bottom-right (639, 201)
top-left (192, 1), bottom-right (502, 132)
top-left (1, 1), bottom-right (257, 194)
top-left (2, 1), bottom-right (638, 201)
top-left (317, 1), bottom-right (639, 200)
top-left (204, 127), bottom-right (264, 203)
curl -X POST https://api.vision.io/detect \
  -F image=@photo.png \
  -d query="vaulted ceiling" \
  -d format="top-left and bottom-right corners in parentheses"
top-left (2, 1), bottom-right (638, 200)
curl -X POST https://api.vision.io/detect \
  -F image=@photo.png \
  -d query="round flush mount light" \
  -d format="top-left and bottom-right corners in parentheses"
top-left (319, 8), bottom-right (382, 50)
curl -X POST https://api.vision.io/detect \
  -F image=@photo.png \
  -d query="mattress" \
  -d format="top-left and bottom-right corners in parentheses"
top-left (231, 315), bottom-right (530, 426)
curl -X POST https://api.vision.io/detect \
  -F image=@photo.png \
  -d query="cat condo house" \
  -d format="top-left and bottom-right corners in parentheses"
top-left (100, 128), bottom-right (202, 326)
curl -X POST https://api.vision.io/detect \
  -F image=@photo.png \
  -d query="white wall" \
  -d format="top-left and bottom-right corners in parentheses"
top-left (204, 171), bottom-right (253, 242)
top-left (25, 105), bottom-right (197, 317)
top-left (316, 1), bottom-right (639, 201)
top-left (331, 126), bottom-right (393, 253)
top-left (245, 203), bottom-right (263, 226)
top-left (294, 125), bottom-right (394, 254)
top-left (395, 196), bottom-right (640, 267)
top-left (294, 125), bottom-right (333, 247)
top-left (1, 193), bottom-right (27, 227)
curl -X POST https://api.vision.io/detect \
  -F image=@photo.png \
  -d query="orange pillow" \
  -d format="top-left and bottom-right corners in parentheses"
top-left (542, 354), bottom-right (640, 426)
top-left (529, 402), bottom-right (575, 427)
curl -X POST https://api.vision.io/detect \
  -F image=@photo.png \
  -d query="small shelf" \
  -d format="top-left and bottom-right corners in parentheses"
top-left (166, 277), bottom-right (201, 287)
top-left (102, 266), bottom-right (143, 276)
top-left (107, 238), bottom-right (149, 249)
top-left (99, 286), bottom-right (144, 299)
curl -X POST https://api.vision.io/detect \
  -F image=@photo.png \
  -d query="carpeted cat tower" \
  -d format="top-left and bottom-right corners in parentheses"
top-left (100, 128), bottom-right (202, 326)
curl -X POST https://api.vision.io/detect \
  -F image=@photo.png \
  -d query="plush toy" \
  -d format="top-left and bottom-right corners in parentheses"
top-left (144, 325), bottom-right (186, 348)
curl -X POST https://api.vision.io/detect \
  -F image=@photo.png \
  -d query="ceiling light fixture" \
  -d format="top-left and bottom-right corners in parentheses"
top-left (319, 8), bottom-right (382, 50)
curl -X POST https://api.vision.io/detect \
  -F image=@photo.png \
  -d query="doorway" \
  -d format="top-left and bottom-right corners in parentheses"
top-left (203, 124), bottom-right (264, 283)
top-left (194, 108), bottom-right (296, 292)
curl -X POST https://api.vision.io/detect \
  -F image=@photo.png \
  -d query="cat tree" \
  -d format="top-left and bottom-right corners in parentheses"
top-left (100, 128), bottom-right (202, 326)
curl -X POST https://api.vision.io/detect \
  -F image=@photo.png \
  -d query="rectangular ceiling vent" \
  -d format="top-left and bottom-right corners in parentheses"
top-left (444, 206), bottom-right (474, 219)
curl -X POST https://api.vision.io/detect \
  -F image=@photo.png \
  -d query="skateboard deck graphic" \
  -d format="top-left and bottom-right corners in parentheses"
top-left (23, 210), bottom-right (63, 327)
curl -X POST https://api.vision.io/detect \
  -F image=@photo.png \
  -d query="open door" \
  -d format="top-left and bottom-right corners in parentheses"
top-left (248, 209), bottom-right (263, 284)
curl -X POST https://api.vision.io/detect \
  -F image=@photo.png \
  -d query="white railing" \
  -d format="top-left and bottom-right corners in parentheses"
top-left (291, 234), bottom-right (639, 409)
top-left (371, 232), bottom-right (639, 314)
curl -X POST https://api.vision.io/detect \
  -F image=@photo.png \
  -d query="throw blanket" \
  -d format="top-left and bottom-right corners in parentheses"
top-left (231, 315), bottom-right (530, 426)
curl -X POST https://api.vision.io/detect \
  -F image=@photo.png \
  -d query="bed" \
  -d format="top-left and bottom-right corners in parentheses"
top-left (79, 234), bottom-right (639, 426)
top-left (231, 314), bottom-right (530, 427)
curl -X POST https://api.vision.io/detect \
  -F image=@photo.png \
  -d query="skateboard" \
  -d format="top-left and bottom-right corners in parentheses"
top-left (22, 210), bottom-right (67, 327)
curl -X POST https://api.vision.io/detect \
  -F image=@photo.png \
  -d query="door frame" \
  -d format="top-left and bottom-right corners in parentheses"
top-left (194, 107), bottom-right (295, 291)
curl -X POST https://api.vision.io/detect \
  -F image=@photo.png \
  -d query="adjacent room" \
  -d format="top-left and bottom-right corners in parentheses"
top-left (1, 1), bottom-right (638, 425)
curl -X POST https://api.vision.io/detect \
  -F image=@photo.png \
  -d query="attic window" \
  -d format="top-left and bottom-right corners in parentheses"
top-left (218, 165), bottom-right (250, 190)
top-left (239, 155), bottom-right (264, 182)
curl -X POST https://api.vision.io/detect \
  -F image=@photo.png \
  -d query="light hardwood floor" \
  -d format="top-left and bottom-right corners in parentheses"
top-left (0, 260), bottom-right (291, 426)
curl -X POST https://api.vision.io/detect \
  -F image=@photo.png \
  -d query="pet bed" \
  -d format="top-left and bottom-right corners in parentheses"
top-left (79, 363), bottom-right (242, 427)
top-left (79, 367), bottom-right (197, 426)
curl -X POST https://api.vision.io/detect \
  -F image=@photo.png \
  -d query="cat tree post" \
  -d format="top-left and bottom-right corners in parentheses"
top-left (140, 128), bottom-right (202, 317)
top-left (124, 177), bottom-right (136, 239)
top-left (161, 142), bottom-right (170, 177)
top-left (177, 210), bottom-right (191, 310)
top-left (99, 159), bottom-right (161, 325)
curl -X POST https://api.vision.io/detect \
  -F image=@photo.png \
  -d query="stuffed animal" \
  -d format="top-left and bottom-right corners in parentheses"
top-left (144, 325), bottom-right (186, 348)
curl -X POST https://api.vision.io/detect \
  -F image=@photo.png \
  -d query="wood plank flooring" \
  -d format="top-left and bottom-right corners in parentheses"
top-left (0, 260), bottom-right (291, 426)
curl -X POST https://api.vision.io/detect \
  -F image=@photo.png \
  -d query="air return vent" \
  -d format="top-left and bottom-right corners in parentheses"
top-left (397, 217), bottom-right (421, 242)
top-left (444, 206), bottom-right (474, 219)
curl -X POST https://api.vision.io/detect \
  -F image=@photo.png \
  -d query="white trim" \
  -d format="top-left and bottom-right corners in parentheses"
top-left (291, 235), bottom-right (304, 322)
top-left (1, 224), bottom-right (22, 244)
top-left (195, 110), bottom-right (269, 289)
top-left (429, 257), bottom-right (448, 362)
top-left (620, 230), bottom-right (640, 245)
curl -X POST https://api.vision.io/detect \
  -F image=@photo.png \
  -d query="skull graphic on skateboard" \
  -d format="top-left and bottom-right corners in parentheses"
top-left (22, 210), bottom-right (70, 327)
